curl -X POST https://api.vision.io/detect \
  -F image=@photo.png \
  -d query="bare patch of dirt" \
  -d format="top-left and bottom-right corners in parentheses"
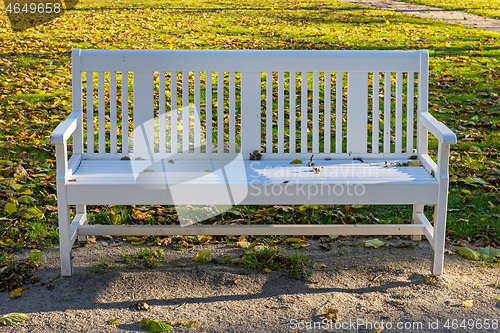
top-left (1, 238), bottom-right (499, 332)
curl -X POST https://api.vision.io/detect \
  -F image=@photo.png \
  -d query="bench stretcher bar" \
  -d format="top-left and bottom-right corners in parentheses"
top-left (77, 224), bottom-right (427, 237)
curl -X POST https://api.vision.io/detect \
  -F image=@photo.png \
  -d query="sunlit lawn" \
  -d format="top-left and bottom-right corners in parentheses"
top-left (0, 0), bottom-right (498, 252)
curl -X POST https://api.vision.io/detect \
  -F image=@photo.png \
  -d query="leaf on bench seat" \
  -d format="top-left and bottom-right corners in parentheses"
top-left (289, 159), bottom-right (302, 164)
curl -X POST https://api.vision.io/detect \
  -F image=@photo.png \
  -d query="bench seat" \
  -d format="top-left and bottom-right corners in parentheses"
top-left (66, 158), bottom-right (438, 205)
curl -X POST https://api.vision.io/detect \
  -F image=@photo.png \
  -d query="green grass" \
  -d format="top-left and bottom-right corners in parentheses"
top-left (0, 0), bottom-right (499, 258)
top-left (121, 247), bottom-right (166, 269)
top-left (397, 0), bottom-right (500, 20)
top-left (239, 245), bottom-right (311, 279)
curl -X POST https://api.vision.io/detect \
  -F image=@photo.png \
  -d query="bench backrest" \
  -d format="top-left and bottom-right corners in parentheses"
top-left (71, 49), bottom-right (429, 159)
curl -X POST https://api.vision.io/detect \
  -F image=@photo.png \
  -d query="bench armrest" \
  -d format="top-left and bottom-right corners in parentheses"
top-left (420, 112), bottom-right (457, 145)
top-left (50, 111), bottom-right (80, 145)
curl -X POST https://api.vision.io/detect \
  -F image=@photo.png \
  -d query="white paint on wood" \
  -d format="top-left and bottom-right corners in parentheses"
top-left (121, 72), bottom-right (129, 154)
top-left (72, 49), bottom-right (83, 154)
top-left (133, 72), bottom-right (154, 154)
top-left (110, 72), bottom-right (117, 154)
top-left (182, 71), bottom-right (189, 153)
top-left (77, 224), bottom-right (427, 237)
top-left (384, 72), bottom-right (391, 153)
top-left (54, 49), bottom-right (454, 276)
top-left (277, 72), bottom-right (284, 154)
top-left (240, 72), bottom-right (261, 155)
top-left (194, 71), bottom-right (201, 153)
top-left (78, 49), bottom-right (424, 73)
top-left (417, 51), bottom-right (429, 154)
top-left (407, 72), bottom-right (414, 153)
top-left (217, 72), bottom-right (224, 153)
top-left (159, 72), bottom-right (166, 154)
top-left (312, 72), bottom-right (320, 154)
top-left (171, 72), bottom-right (178, 153)
top-left (395, 72), bottom-right (403, 153)
top-left (301, 72), bottom-right (308, 153)
top-left (206, 72), bottom-right (213, 153)
top-left (86, 71), bottom-right (94, 154)
top-left (324, 72), bottom-right (331, 153)
top-left (347, 72), bottom-right (368, 154)
top-left (289, 72), bottom-right (296, 154)
top-left (335, 72), bottom-right (343, 153)
top-left (372, 72), bottom-right (380, 154)
top-left (229, 71), bottom-right (236, 153)
top-left (266, 72), bottom-right (273, 153)
top-left (98, 72), bottom-right (105, 153)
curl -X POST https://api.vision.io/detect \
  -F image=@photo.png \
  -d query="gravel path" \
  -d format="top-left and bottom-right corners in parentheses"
top-left (337, 0), bottom-right (500, 32)
top-left (1, 238), bottom-right (499, 332)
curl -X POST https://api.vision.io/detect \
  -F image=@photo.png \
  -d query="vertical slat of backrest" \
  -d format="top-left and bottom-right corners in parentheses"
top-left (406, 72), bottom-right (414, 153)
top-left (97, 72), bottom-right (105, 153)
top-left (133, 72), bottom-right (154, 154)
top-left (347, 72), bottom-right (368, 154)
top-left (206, 72), bottom-right (212, 154)
top-left (266, 72), bottom-right (273, 153)
top-left (372, 72), bottom-right (380, 154)
top-left (194, 71), bottom-right (201, 153)
top-left (324, 72), bottom-right (331, 154)
top-left (417, 51), bottom-right (429, 154)
top-left (312, 72), bottom-right (320, 154)
top-left (109, 72), bottom-right (117, 154)
top-left (121, 72), bottom-right (129, 154)
top-left (277, 72), bottom-right (284, 154)
top-left (301, 72), bottom-right (308, 153)
top-left (217, 72), bottom-right (224, 153)
top-left (335, 72), bottom-right (342, 153)
top-left (229, 71), bottom-right (236, 153)
top-left (289, 72), bottom-right (296, 154)
top-left (383, 72), bottom-right (391, 153)
top-left (171, 72), bottom-right (177, 153)
top-left (395, 72), bottom-right (403, 153)
top-left (72, 50), bottom-right (83, 154)
top-left (240, 72), bottom-right (261, 155)
top-left (182, 71), bottom-right (189, 153)
top-left (158, 72), bottom-right (166, 154)
top-left (86, 71), bottom-right (94, 154)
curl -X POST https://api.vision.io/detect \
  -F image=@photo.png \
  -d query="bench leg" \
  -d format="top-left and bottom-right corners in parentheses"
top-left (412, 204), bottom-right (424, 242)
top-left (58, 199), bottom-right (73, 277)
top-left (432, 181), bottom-right (449, 275)
top-left (76, 204), bottom-right (88, 243)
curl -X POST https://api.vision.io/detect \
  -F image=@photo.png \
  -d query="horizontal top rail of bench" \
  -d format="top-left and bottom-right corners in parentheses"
top-left (74, 49), bottom-right (427, 73)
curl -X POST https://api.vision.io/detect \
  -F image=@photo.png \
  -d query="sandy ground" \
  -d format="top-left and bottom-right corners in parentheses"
top-left (1, 237), bottom-right (499, 332)
top-left (337, 0), bottom-right (500, 32)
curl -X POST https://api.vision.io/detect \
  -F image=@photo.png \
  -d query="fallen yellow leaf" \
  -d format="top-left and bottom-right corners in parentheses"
top-left (9, 288), bottom-right (22, 299)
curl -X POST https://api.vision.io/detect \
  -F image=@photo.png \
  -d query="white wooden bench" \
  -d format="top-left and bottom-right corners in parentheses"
top-left (51, 49), bottom-right (456, 276)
